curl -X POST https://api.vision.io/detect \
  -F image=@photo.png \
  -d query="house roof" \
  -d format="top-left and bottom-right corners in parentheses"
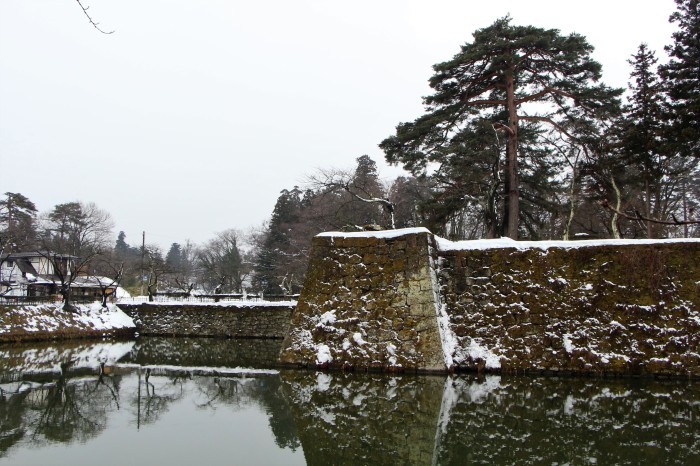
top-left (15, 258), bottom-right (38, 276)
top-left (2, 251), bottom-right (77, 260)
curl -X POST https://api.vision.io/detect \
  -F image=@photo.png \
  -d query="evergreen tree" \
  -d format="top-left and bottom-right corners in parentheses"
top-left (0, 192), bottom-right (38, 251)
top-left (348, 155), bottom-right (386, 225)
top-left (115, 231), bottom-right (130, 256)
top-left (616, 44), bottom-right (682, 237)
top-left (387, 176), bottom-right (431, 229)
top-left (660, 0), bottom-right (700, 158)
top-left (252, 188), bottom-right (305, 294)
top-left (380, 16), bottom-right (621, 239)
top-left (165, 243), bottom-right (183, 273)
top-left (43, 202), bottom-right (113, 257)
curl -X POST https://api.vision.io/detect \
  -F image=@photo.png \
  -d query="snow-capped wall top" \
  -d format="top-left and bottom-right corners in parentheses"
top-left (316, 227), bottom-right (431, 239)
top-left (436, 236), bottom-right (700, 251)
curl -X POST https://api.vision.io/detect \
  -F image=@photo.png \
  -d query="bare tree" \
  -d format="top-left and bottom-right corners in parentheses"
top-left (143, 245), bottom-right (167, 302)
top-left (305, 160), bottom-right (396, 230)
top-left (198, 230), bottom-right (250, 294)
top-left (91, 258), bottom-right (124, 307)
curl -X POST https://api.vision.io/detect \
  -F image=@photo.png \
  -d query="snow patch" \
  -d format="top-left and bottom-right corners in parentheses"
top-left (316, 344), bottom-right (333, 364)
top-left (317, 227), bottom-right (431, 239)
top-left (435, 235), bottom-right (700, 251)
top-left (563, 334), bottom-right (574, 354)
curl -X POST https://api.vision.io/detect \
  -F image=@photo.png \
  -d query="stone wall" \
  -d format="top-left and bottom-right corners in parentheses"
top-left (278, 229), bottom-right (446, 372)
top-left (117, 303), bottom-right (295, 339)
top-left (280, 228), bottom-right (700, 376)
top-left (439, 241), bottom-right (700, 377)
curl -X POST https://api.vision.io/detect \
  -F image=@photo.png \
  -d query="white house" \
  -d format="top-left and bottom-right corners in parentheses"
top-left (0, 252), bottom-right (116, 301)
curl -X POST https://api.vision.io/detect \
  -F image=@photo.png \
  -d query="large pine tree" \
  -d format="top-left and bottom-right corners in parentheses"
top-left (380, 16), bottom-right (621, 239)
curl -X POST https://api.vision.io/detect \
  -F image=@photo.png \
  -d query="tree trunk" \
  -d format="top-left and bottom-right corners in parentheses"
top-left (505, 69), bottom-right (519, 240)
top-left (645, 177), bottom-right (653, 238)
top-left (564, 165), bottom-right (577, 241)
top-left (611, 176), bottom-right (622, 239)
top-left (61, 283), bottom-right (76, 312)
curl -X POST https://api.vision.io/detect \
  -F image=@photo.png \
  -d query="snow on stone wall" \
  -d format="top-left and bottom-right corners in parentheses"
top-left (438, 240), bottom-right (700, 377)
top-left (0, 303), bottom-right (135, 343)
top-left (117, 303), bottom-right (295, 339)
top-left (278, 228), bottom-right (445, 371)
top-left (281, 229), bottom-right (700, 376)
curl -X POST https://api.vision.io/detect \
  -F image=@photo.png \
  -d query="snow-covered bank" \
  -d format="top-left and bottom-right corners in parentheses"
top-left (0, 302), bottom-right (136, 343)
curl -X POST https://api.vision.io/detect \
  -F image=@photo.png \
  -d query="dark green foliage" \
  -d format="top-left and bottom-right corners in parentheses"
top-left (660, 0), bottom-right (700, 158)
top-left (42, 202), bottom-right (113, 257)
top-left (0, 192), bottom-right (38, 251)
top-left (253, 187), bottom-right (306, 295)
top-left (380, 16), bottom-right (621, 239)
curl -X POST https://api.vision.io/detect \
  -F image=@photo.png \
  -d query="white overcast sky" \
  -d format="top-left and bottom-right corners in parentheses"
top-left (0, 0), bottom-right (678, 249)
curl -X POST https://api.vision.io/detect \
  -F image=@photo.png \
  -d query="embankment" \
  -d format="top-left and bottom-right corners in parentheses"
top-left (0, 303), bottom-right (136, 343)
top-left (279, 228), bottom-right (700, 377)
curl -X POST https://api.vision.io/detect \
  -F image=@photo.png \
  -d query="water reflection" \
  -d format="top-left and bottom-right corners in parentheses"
top-left (0, 338), bottom-right (698, 465)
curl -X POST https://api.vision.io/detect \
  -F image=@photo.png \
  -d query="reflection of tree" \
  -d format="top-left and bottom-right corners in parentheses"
top-left (259, 381), bottom-right (301, 451)
top-left (190, 375), bottom-right (301, 451)
top-left (134, 368), bottom-right (188, 428)
top-left (0, 384), bottom-right (29, 456)
top-left (0, 362), bottom-right (122, 455)
top-left (29, 362), bottom-right (120, 444)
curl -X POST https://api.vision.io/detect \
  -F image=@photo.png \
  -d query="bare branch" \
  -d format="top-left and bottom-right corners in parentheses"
top-left (600, 199), bottom-right (700, 226)
top-left (75, 0), bottom-right (114, 34)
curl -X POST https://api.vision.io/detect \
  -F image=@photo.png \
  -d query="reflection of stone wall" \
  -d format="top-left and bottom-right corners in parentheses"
top-left (279, 229), bottom-right (445, 372)
top-left (435, 375), bottom-right (700, 465)
top-left (280, 371), bottom-right (444, 466)
top-left (123, 337), bottom-right (284, 368)
top-left (118, 303), bottom-right (294, 339)
top-left (440, 243), bottom-right (700, 376)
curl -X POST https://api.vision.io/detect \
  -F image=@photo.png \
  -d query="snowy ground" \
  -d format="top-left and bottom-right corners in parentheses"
top-left (0, 302), bottom-right (135, 337)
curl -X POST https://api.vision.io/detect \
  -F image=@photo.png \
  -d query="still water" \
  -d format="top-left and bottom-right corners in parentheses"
top-left (0, 337), bottom-right (698, 465)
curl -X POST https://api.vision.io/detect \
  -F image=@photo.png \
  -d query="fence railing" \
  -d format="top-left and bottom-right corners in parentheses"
top-left (0, 296), bottom-right (100, 306)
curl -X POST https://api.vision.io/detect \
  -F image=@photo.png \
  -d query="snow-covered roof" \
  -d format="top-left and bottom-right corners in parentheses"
top-left (71, 276), bottom-right (118, 288)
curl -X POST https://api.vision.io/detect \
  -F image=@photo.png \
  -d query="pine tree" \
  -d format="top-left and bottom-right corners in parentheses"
top-left (660, 0), bottom-right (700, 158)
top-left (252, 188), bottom-right (305, 294)
top-left (0, 192), bottom-right (38, 251)
top-left (165, 243), bottom-right (183, 273)
top-left (620, 44), bottom-right (669, 238)
top-left (380, 16), bottom-right (621, 239)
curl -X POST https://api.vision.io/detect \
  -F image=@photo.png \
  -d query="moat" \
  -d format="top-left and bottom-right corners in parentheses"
top-left (0, 337), bottom-right (698, 465)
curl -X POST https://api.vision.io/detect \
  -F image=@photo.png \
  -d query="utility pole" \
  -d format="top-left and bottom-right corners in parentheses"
top-left (140, 231), bottom-right (145, 296)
